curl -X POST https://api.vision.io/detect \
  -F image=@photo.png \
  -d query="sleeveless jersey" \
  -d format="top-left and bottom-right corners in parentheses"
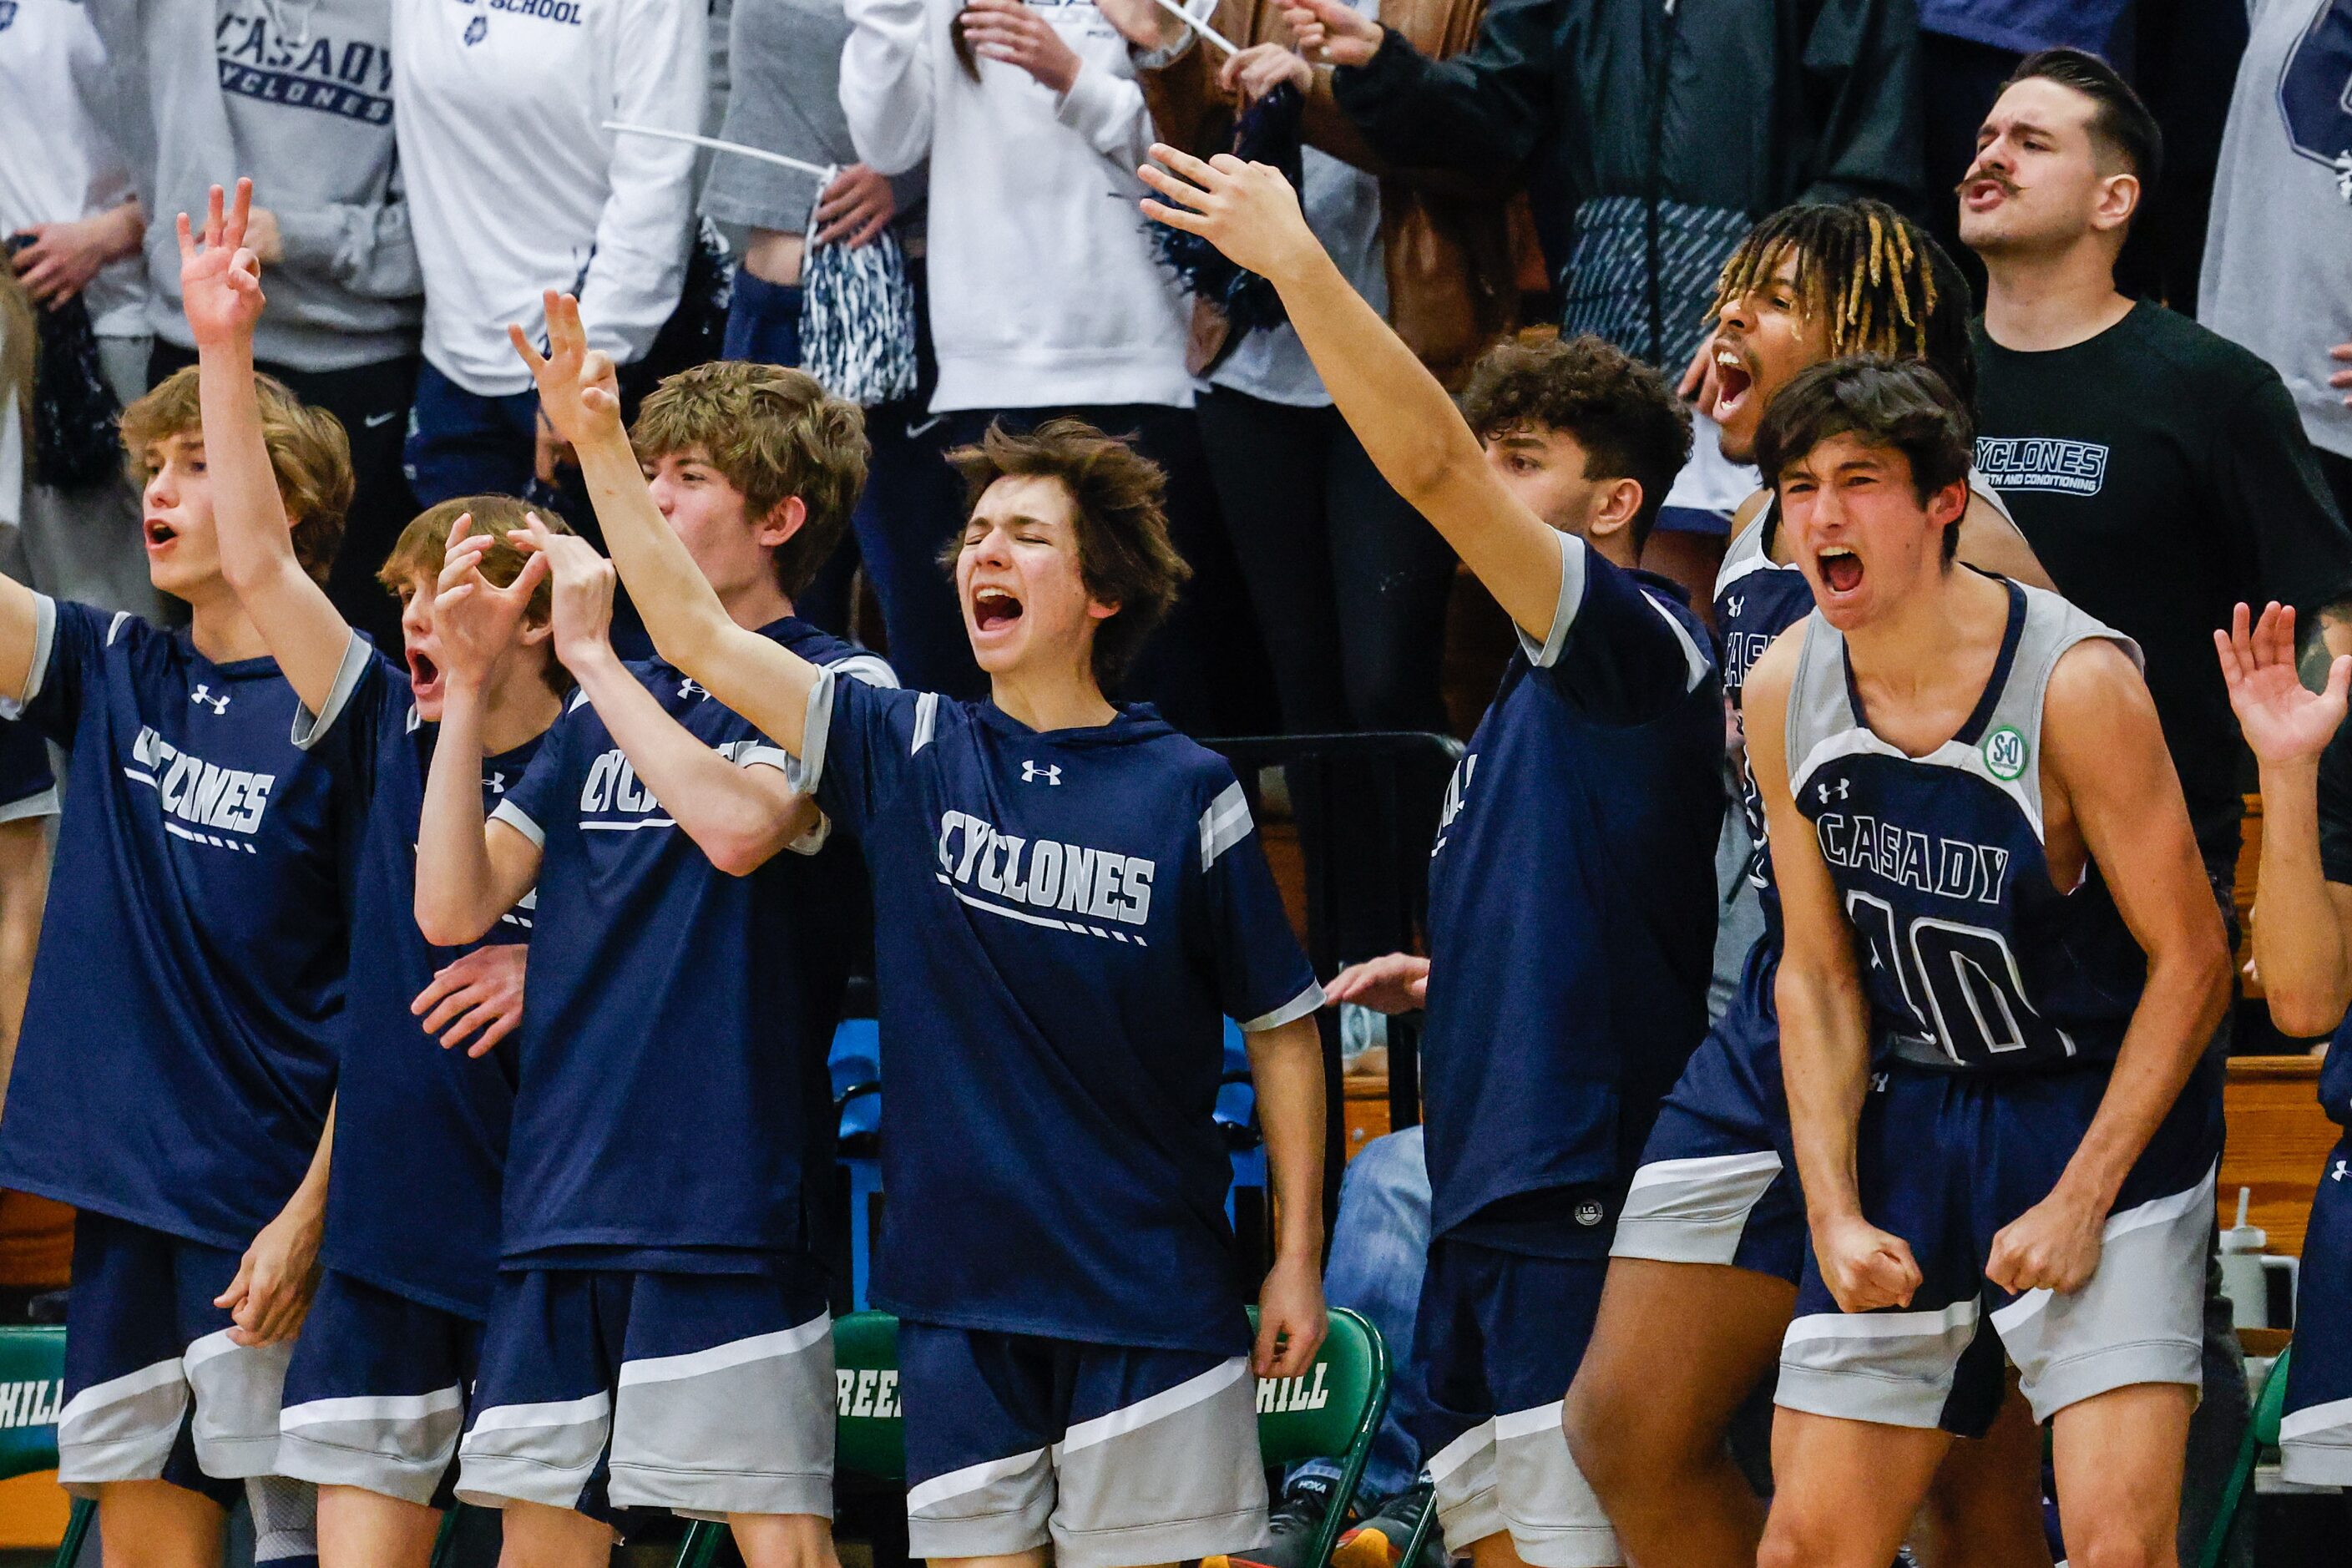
top-left (1786, 579), bottom-right (2147, 1072)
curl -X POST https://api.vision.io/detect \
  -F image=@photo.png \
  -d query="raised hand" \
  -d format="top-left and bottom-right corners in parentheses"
top-left (2216, 601), bottom-right (2351, 766)
top-left (1280, 0), bottom-right (1381, 66)
top-left (1219, 42), bottom-right (1312, 104)
top-left (1139, 143), bottom-right (1319, 282)
top-left (433, 514), bottom-right (552, 690)
top-left (515, 513), bottom-right (619, 675)
top-left (509, 291), bottom-right (623, 454)
top-left (959, 0), bottom-right (1082, 94)
top-left (175, 180), bottom-right (266, 350)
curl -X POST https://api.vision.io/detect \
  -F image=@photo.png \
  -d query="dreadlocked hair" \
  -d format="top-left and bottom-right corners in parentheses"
top-left (1707, 200), bottom-right (1979, 409)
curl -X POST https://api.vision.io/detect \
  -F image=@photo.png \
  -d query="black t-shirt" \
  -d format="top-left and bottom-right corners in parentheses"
top-left (2318, 721), bottom-right (2352, 889)
top-left (1974, 302), bottom-right (2352, 869)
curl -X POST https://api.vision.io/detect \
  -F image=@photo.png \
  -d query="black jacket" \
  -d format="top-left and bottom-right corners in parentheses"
top-left (1333, 0), bottom-right (1925, 366)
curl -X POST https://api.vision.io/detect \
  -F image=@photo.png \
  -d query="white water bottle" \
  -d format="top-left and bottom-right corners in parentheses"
top-left (2218, 1186), bottom-right (2270, 1330)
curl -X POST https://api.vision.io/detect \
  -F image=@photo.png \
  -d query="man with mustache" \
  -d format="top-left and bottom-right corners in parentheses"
top-left (1961, 45), bottom-right (2352, 1561)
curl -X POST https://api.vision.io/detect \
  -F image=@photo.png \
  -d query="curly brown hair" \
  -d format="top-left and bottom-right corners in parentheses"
top-left (941, 419), bottom-right (1192, 687)
top-left (378, 495), bottom-right (577, 694)
top-left (630, 361), bottom-right (869, 599)
top-left (1459, 331), bottom-right (1693, 551)
top-left (120, 365), bottom-right (352, 584)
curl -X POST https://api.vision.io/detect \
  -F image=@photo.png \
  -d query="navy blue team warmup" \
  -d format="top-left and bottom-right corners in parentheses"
top-left (454, 620), bottom-right (893, 1521)
top-left (2279, 720), bottom-right (2352, 1483)
top-left (275, 640), bottom-right (545, 1507)
top-left (0, 597), bottom-right (352, 1498)
top-left (1412, 527), bottom-right (1722, 1566)
top-left (1615, 508), bottom-right (1816, 1282)
top-left (1775, 581), bottom-right (2218, 1430)
top-left (792, 672), bottom-right (1320, 1568)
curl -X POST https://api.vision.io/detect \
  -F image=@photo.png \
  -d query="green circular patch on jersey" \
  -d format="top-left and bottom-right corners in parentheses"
top-left (1983, 724), bottom-right (2029, 781)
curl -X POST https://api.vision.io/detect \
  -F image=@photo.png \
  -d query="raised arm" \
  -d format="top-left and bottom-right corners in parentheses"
top-left (1987, 639), bottom-right (2232, 1297)
top-left (1748, 629), bottom-right (1922, 1313)
top-left (181, 182), bottom-right (355, 715)
top-left (414, 529), bottom-right (548, 946)
top-left (2220, 602), bottom-right (2352, 1036)
top-left (1138, 147), bottom-right (1564, 642)
top-left (524, 520), bottom-right (821, 876)
top-left (514, 294), bottom-right (825, 755)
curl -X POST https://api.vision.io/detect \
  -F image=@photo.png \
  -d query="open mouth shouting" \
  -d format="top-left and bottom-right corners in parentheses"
top-left (144, 516), bottom-right (179, 553)
top-left (1711, 341), bottom-right (1757, 426)
top-left (971, 584), bottom-right (1024, 635)
top-left (1817, 544), bottom-right (1864, 598)
top-left (407, 645), bottom-right (444, 704)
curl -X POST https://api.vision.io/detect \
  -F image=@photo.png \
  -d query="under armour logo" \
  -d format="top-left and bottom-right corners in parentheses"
top-left (1021, 761), bottom-right (1061, 786)
top-left (1817, 778), bottom-right (1849, 804)
top-left (2334, 1159), bottom-right (2348, 1183)
top-left (190, 686), bottom-right (230, 715)
top-left (679, 678), bottom-right (707, 701)
top-left (1726, 594), bottom-right (1744, 618)
top-left (486, 772), bottom-right (507, 796)
top-left (1869, 1071), bottom-right (1889, 1093)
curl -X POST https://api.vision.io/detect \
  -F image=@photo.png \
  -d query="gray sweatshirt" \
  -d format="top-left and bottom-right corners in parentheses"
top-left (702, 0), bottom-right (924, 243)
top-left (86, 0), bottom-right (422, 372)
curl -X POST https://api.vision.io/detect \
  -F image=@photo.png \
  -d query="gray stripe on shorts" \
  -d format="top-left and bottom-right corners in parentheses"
top-left (1611, 1151), bottom-right (1784, 1266)
top-left (2281, 1395), bottom-right (2352, 1487)
top-left (278, 1387), bottom-right (466, 1507)
top-left (57, 1357), bottom-right (189, 1490)
top-left (608, 1314), bottom-right (836, 1519)
top-left (1776, 1299), bottom-right (1980, 1429)
top-left (1991, 1166), bottom-right (2213, 1422)
top-left (457, 1390), bottom-right (612, 1511)
top-left (1049, 1358), bottom-right (1268, 1568)
top-left (1491, 1401), bottom-right (1619, 1568)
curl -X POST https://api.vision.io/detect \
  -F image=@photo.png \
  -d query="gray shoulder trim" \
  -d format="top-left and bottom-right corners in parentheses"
top-left (830, 651), bottom-right (901, 690)
top-left (291, 632), bottom-right (376, 751)
top-left (488, 798), bottom-right (544, 849)
top-left (1783, 611), bottom-right (1854, 789)
top-left (3, 594), bottom-right (58, 718)
top-left (1240, 980), bottom-right (1326, 1034)
top-left (785, 664), bottom-right (840, 797)
top-left (104, 609), bottom-right (129, 648)
top-left (1643, 592), bottom-right (1712, 694)
top-left (910, 690), bottom-right (938, 755)
top-left (1198, 779), bottom-right (1253, 871)
top-left (0, 787), bottom-right (59, 824)
top-left (1714, 506), bottom-right (1778, 594)
top-left (568, 689), bottom-right (594, 713)
top-left (1515, 529), bottom-right (1585, 669)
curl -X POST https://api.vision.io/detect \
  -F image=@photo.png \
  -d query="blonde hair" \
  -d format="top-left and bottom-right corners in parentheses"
top-left (120, 366), bottom-right (354, 584)
top-left (380, 496), bottom-right (572, 695)
top-left (630, 361), bottom-right (867, 597)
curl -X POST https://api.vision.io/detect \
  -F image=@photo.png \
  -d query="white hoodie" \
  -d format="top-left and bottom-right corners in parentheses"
top-left (392, 0), bottom-right (704, 396)
top-left (840, 0), bottom-right (1192, 411)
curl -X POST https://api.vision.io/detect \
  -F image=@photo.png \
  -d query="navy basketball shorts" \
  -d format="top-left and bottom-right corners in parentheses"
top-left (457, 1266), bottom-right (833, 1521)
top-left (2281, 1135), bottom-right (2352, 1485)
top-left (1412, 1240), bottom-right (1615, 1567)
top-left (898, 1322), bottom-right (1266, 1568)
top-left (56, 1211), bottom-right (289, 1501)
top-left (276, 1269), bottom-right (481, 1508)
top-left (1778, 1057), bottom-right (2221, 1433)
top-left (1614, 941), bottom-right (1804, 1282)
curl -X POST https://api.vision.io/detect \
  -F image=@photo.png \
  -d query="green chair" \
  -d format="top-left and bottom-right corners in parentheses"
top-left (2195, 1340), bottom-right (2294, 1568)
top-left (1248, 1306), bottom-right (1393, 1568)
top-left (0, 1324), bottom-right (95, 1567)
top-left (675, 1306), bottom-right (1389, 1568)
